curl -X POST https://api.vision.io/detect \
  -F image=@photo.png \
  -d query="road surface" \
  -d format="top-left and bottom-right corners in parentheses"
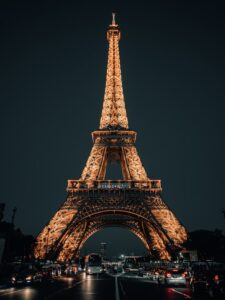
top-left (0, 272), bottom-right (220, 300)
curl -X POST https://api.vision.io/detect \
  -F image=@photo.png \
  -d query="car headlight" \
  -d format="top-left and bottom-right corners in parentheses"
top-left (26, 276), bottom-right (32, 281)
top-left (12, 276), bottom-right (16, 281)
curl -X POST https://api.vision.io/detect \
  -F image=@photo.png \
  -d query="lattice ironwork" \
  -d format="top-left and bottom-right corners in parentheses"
top-left (34, 15), bottom-right (187, 262)
top-left (99, 18), bottom-right (128, 129)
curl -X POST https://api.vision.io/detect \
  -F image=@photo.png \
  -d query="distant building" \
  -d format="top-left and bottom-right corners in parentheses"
top-left (181, 249), bottom-right (198, 261)
top-left (100, 242), bottom-right (107, 259)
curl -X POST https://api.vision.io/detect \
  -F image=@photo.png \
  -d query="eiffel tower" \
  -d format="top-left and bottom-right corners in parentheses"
top-left (34, 14), bottom-right (187, 261)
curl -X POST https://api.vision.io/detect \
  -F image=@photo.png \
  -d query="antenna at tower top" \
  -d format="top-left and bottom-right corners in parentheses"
top-left (112, 12), bottom-right (116, 25)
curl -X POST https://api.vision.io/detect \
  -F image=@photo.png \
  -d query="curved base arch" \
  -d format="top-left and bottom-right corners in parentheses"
top-left (35, 191), bottom-right (187, 262)
top-left (56, 212), bottom-right (172, 261)
top-left (78, 222), bottom-right (150, 253)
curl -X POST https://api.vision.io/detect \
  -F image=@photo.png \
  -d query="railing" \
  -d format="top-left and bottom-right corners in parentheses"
top-left (67, 179), bottom-right (161, 191)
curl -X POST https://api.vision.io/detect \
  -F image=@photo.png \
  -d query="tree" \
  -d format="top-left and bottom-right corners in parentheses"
top-left (184, 229), bottom-right (225, 262)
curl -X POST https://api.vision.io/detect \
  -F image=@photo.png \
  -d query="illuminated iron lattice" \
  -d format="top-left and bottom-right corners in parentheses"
top-left (34, 15), bottom-right (187, 261)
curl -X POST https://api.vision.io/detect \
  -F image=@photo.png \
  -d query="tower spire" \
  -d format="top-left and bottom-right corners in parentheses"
top-left (99, 15), bottom-right (129, 129)
top-left (112, 12), bottom-right (116, 26)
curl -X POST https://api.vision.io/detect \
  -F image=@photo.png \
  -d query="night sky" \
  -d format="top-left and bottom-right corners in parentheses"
top-left (1, 0), bottom-right (225, 256)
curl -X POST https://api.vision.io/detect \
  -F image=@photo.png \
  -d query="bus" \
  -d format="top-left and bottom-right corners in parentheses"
top-left (85, 253), bottom-right (102, 275)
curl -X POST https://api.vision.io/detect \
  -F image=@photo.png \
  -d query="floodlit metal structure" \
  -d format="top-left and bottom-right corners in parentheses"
top-left (34, 15), bottom-right (187, 261)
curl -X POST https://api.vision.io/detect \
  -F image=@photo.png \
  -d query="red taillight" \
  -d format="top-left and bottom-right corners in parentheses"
top-left (214, 274), bottom-right (219, 281)
top-left (182, 272), bottom-right (187, 278)
top-left (166, 272), bottom-right (172, 278)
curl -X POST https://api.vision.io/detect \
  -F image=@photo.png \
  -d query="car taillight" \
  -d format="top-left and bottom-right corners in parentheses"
top-left (214, 274), bottom-right (219, 281)
top-left (166, 272), bottom-right (172, 278)
top-left (182, 272), bottom-right (186, 278)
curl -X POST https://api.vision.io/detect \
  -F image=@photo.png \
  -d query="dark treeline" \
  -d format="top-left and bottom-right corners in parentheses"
top-left (0, 221), bottom-right (35, 262)
top-left (185, 229), bottom-right (225, 262)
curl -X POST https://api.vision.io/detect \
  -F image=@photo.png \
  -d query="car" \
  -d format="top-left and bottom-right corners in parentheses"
top-left (63, 263), bottom-right (78, 276)
top-left (190, 262), bottom-right (225, 298)
top-left (11, 269), bottom-right (43, 286)
top-left (137, 267), bottom-right (159, 280)
top-left (86, 265), bottom-right (102, 275)
top-left (42, 263), bottom-right (62, 277)
top-left (123, 263), bottom-right (140, 274)
top-left (112, 265), bottom-right (123, 274)
top-left (126, 266), bottom-right (140, 274)
top-left (149, 267), bottom-right (163, 281)
top-left (158, 268), bottom-right (187, 286)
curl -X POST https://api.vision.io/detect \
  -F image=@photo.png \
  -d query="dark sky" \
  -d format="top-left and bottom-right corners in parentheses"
top-left (1, 0), bottom-right (225, 256)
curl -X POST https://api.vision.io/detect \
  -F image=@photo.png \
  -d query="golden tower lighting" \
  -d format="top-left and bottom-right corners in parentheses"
top-left (34, 14), bottom-right (187, 261)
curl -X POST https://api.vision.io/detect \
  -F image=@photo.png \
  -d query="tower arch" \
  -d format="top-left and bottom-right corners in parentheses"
top-left (78, 223), bottom-right (150, 255)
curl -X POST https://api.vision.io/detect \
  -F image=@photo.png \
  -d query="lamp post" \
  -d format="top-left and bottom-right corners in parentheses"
top-left (46, 227), bottom-right (50, 260)
top-left (11, 207), bottom-right (17, 226)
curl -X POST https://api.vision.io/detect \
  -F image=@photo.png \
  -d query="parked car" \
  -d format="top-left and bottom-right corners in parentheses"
top-left (158, 268), bottom-right (187, 286)
top-left (190, 262), bottom-right (225, 298)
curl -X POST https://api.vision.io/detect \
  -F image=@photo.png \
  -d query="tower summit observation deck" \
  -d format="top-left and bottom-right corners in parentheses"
top-left (34, 14), bottom-right (187, 261)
